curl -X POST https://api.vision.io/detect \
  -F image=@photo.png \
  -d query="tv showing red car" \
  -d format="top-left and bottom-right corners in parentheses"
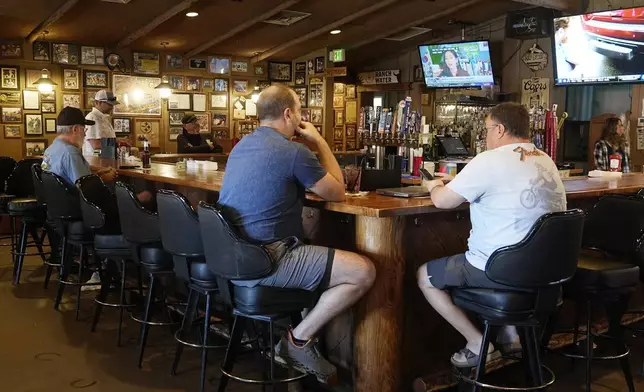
top-left (553, 7), bottom-right (644, 85)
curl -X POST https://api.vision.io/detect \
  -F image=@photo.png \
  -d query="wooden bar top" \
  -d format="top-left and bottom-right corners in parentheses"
top-left (87, 157), bottom-right (644, 218)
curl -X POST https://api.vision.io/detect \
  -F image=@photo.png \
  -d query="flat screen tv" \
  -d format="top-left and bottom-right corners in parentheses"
top-left (418, 40), bottom-right (495, 88)
top-left (553, 7), bottom-right (644, 85)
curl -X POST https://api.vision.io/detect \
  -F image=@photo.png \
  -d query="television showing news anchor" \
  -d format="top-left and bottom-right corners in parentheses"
top-left (418, 41), bottom-right (494, 88)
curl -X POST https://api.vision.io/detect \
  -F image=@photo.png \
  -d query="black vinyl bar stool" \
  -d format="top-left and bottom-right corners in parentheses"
top-left (114, 182), bottom-right (176, 354)
top-left (198, 202), bottom-right (316, 392)
top-left (42, 171), bottom-right (97, 318)
top-left (451, 209), bottom-right (585, 392)
top-left (0, 156), bottom-right (17, 247)
top-left (156, 189), bottom-right (225, 392)
top-left (32, 164), bottom-right (61, 289)
top-left (77, 175), bottom-right (136, 346)
top-left (561, 195), bottom-right (643, 392)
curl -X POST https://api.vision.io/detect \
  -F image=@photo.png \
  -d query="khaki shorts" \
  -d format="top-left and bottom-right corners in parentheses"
top-left (424, 253), bottom-right (511, 290)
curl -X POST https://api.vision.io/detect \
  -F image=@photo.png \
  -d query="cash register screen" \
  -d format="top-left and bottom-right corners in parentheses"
top-left (437, 136), bottom-right (469, 156)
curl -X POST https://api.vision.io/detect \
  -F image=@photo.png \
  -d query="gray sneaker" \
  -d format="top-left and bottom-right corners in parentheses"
top-left (275, 334), bottom-right (338, 385)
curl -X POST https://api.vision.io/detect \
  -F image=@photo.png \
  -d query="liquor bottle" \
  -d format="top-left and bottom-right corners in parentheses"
top-left (141, 140), bottom-right (151, 169)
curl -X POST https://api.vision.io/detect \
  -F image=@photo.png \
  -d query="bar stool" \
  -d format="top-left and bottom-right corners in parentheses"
top-left (156, 190), bottom-right (225, 391)
top-left (0, 156), bottom-right (17, 247)
top-left (450, 209), bottom-right (585, 392)
top-left (114, 182), bottom-right (176, 351)
top-left (562, 195), bottom-right (643, 392)
top-left (31, 164), bottom-right (61, 289)
top-left (41, 171), bottom-right (97, 317)
top-left (198, 202), bottom-right (315, 392)
top-left (77, 174), bottom-right (136, 346)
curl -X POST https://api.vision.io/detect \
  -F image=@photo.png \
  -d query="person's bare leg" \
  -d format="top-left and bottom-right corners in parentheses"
top-left (416, 265), bottom-right (494, 357)
top-left (291, 250), bottom-right (375, 341)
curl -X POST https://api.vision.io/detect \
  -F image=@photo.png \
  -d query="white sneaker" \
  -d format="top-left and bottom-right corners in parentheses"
top-left (81, 272), bottom-right (102, 291)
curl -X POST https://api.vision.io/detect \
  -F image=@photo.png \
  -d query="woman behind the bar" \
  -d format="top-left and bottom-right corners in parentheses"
top-left (177, 114), bottom-right (223, 153)
top-left (433, 49), bottom-right (470, 78)
top-left (594, 117), bottom-right (631, 173)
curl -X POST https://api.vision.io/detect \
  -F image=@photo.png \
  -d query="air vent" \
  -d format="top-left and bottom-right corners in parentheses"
top-left (384, 27), bottom-right (432, 41)
top-left (100, 0), bottom-right (133, 3)
top-left (263, 10), bottom-right (311, 26)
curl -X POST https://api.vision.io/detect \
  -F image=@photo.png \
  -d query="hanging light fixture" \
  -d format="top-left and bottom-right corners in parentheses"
top-left (33, 69), bottom-right (57, 93)
top-left (155, 75), bottom-right (173, 99)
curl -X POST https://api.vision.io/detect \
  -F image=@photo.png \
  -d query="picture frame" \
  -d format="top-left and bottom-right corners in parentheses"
top-left (52, 43), bottom-right (79, 65)
top-left (84, 89), bottom-right (98, 110)
top-left (301, 108), bottom-right (310, 122)
top-left (1, 107), bottom-right (22, 123)
top-left (254, 65), bottom-right (265, 76)
top-left (210, 94), bottom-right (227, 109)
top-left (25, 69), bottom-right (43, 88)
top-left (209, 57), bottom-right (230, 75)
top-left (232, 61), bottom-right (248, 73)
top-left (112, 75), bottom-right (162, 116)
top-left (233, 80), bottom-right (248, 95)
top-left (194, 113), bottom-right (210, 134)
top-left (294, 72), bottom-right (306, 86)
top-left (167, 75), bottom-right (185, 91)
top-left (189, 58), bottom-right (207, 70)
top-left (32, 41), bottom-right (50, 61)
top-left (268, 61), bottom-right (292, 81)
top-left (24, 139), bottom-right (47, 157)
top-left (45, 118), bottom-right (56, 133)
top-left (334, 83), bottom-right (345, 95)
top-left (0, 43), bottom-right (23, 59)
top-left (25, 114), bottom-right (43, 135)
top-left (62, 93), bottom-right (81, 109)
top-left (334, 127), bottom-right (344, 141)
top-left (23, 90), bottom-right (40, 110)
top-left (133, 52), bottom-right (160, 75)
top-left (257, 80), bottom-right (270, 90)
top-left (295, 62), bottom-right (307, 72)
top-left (63, 69), bottom-right (79, 90)
top-left (168, 93), bottom-right (192, 110)
top-left (346, 100), bottom-right (357, 123)
top-left (41, 102), bottom-right (56, 113)
top-left (307, 59), bottom-right (315, 76)
top-left (346, 124), bottom-right (357, 139)
top-left (310, 108), bottom-right (323, 124)
top-left (166, 54), bottom-right (184, 69)
top-left (333, 94), bottom-right (345, 108)
top-left (192, 93), bottom-right (207, 112)
top-left (233, 97), bottom-right (245, 119)
top-left (202, 79), bottom-right (214, 90)
top-left (168, 126), bottom-right (182, 141)
top-left (81, 46), bottom-right (105, 65)
top-left (1, 66), bottom-right (20, 90)
top-left (113, 117), bottom-right (132, 134)
top-left (315, 56), bottom-right (325, 73)
top-left (4, 124), bottom-right (20, 138)
top-left (40, 91), bottom-right (56, 102)
top-left (83, 70), bottom-right (108, 88)
top-left (0, 91), bottom-right (21, 104)
top-left (186, 76), bottom-right (201, 92)
top-left (169, 111), bottom-right (185, 126)
top-left (335, 110), bottom-right (344, 126)
top-left (134, 118), bottom-right (160, 147)
top-left (212, 112), bottom-right (227, 128)
top-left (294, 87), bottom-right (307, 108)
top-left (309, 84), bottom-right (323, 107)
top-left (214, 78), bottom-right (228, 92)
top-left (345, 85), bottom-right (356, 99)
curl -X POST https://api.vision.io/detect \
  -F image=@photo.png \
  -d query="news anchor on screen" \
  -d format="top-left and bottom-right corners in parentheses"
top-left (433, 50), bottom-right (470, 77)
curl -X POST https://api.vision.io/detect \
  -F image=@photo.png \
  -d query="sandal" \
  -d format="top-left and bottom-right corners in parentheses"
top-left (450, 348), bottom-right (501, 368)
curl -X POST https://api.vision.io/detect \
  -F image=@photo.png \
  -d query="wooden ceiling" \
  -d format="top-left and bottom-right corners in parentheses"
top-left (0, 0), bottom-right (579, 67)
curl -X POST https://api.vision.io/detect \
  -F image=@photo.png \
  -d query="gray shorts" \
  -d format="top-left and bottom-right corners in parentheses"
top-left (424, 253), bottom-right (510, 290)
top-left (232, 237), bottom-right (335, 292)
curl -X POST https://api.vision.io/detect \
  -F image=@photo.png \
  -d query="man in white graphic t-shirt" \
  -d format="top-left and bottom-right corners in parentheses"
top-left (417, 102), bottom-right (566, 368)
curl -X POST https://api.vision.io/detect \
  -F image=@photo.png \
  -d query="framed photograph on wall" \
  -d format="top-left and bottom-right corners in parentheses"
top-left (1, 66), bottom-right (20, 90)
top-left (345, 85), bottom-right (356, 99)
top-left (186, 77), bottom-right (201, 92)
top-left (294, 87), bottom-right (307, 108)
top-left (232, 61), bottom-right (248, 73)
top-left (295, 62), bottom-right (306, 72)
top-left (24, 139), bottom-right (47, 156)
top-left (62, 93), bottom-right (81, 109)
top-left (268, 61), bottom-right (292, 82)
top-left (335, 110), bottom-right (344, 126)
top-left (25, 114), bottom-right (43, 135)
top-left (315, 56), bottom-right (325, 73)
top-left (167, 75), bottom-right (185, 91)
top-left (192, 93), bottom-right (207, 112)
top-left (41, 102), bottom-right (56, 113)
top-left (334, 83), bottom-right (345, 95)
top-left (169, 111), bottom-right (184, 126)
top-left (194, 113), bottom-right (210, 134)
top-left (254, 64), bottom-right (265, 76)
top-left (168, 93), bottom-right (192, 110)
top-left (233, 80), bottom-right (248, 95)
top-left (166, 54), bottom-right (184, 69)
top-left (202, 79), bottom-right (214, 90)
top-left (32, 41), bottom-right (50, 61)
top-left (0, 91), bottom-right (21, 104)
top-left (209, 57), bottom-right (230, 75)
top-left (45, 118), bottom-right (56, 133)
top-left (210, 94), bottom-right (227, 109)
top-left (212, 112), bottom-right (227, 128)
top-left (112, 75), bottom-right (161, 116)
top-left (63, 69), bottom-right (79, 90)
top-left (40, 91), bottom-right (55, 102)
top-left (133, 52), bottom-right (160, 75)
top-left (1, 107), bottom-right (22, 123)
top-left (295, 72), bottom-right (306, 86)
top-left (333, 94), bottom-right (345, 108)
top-left (83, 70), bottom-right (108, 88)
top-left (310, 108), bottom-right (323, 124)
top-left (25, 69), bottom-right (43, 88)
top-left (0, 43), bottom-right (23, 59)
top-left (309, 84), bottom-right (323, 107)
top-left (81, 46), bottom-right (105, 65)
top-left (23, 90), bottom-right (40, 110)
top-left (214, 78), bottom-right (228, 92)
top-left (189, 58), bottom-right (207, 70)
top-left (4, 124), bottom-right (20, 138)
top-left (84, 89), bottom-right (98, 110)
top-left (301, 108), bottom-right (310, 122)
top-left (169, 126), bottom-right (182, 141)
top-left (52, 43), bottom-right (79, 65)
top-left (113, 118), bottom-right (131, 134)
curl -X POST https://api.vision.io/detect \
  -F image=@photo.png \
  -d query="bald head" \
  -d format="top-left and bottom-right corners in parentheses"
top-left (257, 85), bottom-right (298, 122)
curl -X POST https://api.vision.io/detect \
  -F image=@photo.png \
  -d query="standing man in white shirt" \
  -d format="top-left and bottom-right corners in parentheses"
top-left (83, 90), bottom-right (119, 156)
top-left (417, 103), bottom-right (567, 368)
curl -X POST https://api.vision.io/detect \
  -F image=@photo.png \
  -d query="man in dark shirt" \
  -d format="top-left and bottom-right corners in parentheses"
top-left (218, 85), bottom-right (375, 384)
top-left (176, 114), bottom-right (222, 153)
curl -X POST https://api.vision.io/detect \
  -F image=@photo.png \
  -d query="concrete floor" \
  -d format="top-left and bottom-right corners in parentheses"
top-left (3, 249), bottom-right (644, 392)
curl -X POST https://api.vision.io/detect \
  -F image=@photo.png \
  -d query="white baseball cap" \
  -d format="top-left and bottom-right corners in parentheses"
top-left (94, 90), bottom-right (120, 106)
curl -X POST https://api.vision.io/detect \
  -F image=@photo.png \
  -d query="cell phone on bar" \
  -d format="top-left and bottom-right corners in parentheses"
top-left (419, 168), bottom-right (434, 180)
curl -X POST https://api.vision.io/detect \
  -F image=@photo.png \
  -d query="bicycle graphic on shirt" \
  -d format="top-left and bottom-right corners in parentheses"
top-left (520, 164), bottom-right (562, 210)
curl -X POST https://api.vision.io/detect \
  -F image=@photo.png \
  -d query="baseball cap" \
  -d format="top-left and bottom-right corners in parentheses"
top-left (57, 107), bottom-right (95, 126)
top-left (182, 114), bottom-right (198, 124)
top-left (94, 90), bottom-right (120, 105)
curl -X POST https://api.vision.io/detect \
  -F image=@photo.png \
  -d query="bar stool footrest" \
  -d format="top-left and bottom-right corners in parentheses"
top-left (173, 329), bottom-right (229, 350)
top-left (220, 367), bottom-right (308, 385)
top-left (453, 365), bottom-right (555, 391)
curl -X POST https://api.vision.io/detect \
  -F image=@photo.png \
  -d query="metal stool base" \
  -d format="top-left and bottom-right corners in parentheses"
top-left (454, 365), bottom-right (555, 391)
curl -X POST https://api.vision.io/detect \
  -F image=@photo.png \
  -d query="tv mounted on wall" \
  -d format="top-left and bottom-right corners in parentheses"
top-left (553, 7), bottom-right (644, 85)
top-left (418, 40), bottom-right (495, 89)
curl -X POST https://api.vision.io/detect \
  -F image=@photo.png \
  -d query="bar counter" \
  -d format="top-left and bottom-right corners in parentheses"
top-left (87, 157), bottom-right (644, 392)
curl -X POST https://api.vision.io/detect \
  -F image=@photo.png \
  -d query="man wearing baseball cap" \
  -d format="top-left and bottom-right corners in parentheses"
top-left (177, 114), bottom-right (222, 153)
top-left (42, 106), bottom-right (116, 185)
top-left (83, 89), bottom-right (120, 156)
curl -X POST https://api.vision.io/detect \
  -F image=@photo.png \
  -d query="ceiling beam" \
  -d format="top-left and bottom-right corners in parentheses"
top-left (26, 0), bottom-right (81, 43)
top-left (511, 0), bottom-right (574, 11)
top-left (116, 0), bottom-right (200, 48)
top-left (251, 0), bottom-right (398, 63)
top-left (185, 0), bottom-right (300, 58)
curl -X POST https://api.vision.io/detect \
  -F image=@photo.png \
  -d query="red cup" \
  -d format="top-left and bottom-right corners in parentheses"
top-left (413, 157), bottom-right (423, 177)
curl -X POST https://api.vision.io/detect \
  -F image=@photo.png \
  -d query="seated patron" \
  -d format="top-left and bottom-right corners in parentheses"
top-left (594, 117), bottom-right (631, 173)
top-left (176, 114), bottom-right (222, 154)
top-left (418, 103), bottom-right (566, 367)
top-left (217, 85), bottom-right (375, 383)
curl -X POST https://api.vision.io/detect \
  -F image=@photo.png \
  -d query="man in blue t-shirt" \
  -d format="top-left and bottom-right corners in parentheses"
top-left (218, 85), bottom-right (375, 384)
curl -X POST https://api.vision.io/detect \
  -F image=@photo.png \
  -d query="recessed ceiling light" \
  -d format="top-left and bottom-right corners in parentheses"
top-left (186, 11), bottom-right (199, 17)
top-left (330, 29), bottom-right (341, 35)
